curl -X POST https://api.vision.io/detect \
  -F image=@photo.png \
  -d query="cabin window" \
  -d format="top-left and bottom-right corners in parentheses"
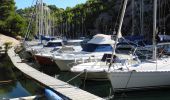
top-left (101, 54), bottom-right (117, 63)
top-left (45, 42), bottom-right (62, 47)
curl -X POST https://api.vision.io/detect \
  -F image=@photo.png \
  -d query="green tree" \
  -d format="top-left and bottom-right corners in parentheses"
top-left (0, 0), bottom-right (15, 34)
top-left (6, 14), bottom-right (26, 36)
top-left (0, 0), bottom-right (15, 20)
top-left (0, 0), bottom-right (27, 36)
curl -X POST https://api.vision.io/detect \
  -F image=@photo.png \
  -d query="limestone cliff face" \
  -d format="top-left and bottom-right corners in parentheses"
top-left (91, 0), bottom-right (170, 39)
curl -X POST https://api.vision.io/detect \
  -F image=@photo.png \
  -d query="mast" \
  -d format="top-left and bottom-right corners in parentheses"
top-left (35, 0), bottom-right (38, 37)
top-left (37, 0), bottom-right (40, 39)
top-left (113, 0), bottom-right (128, 55)
top-left (140, 0), bottom-right (144, 35)
top-left (163, 0), bottom-right (166, 35)
top-left (131, 0), bottom-right (134, 35)
top-left (152, 0), bottom-right (157, 60)
top-left (35, 0), bottom-right (41, 39)
top-left (52, 12), bottom-right (54, 36)
top-left (81, 17), bottom-right (84, 37)
top-left (40, 0), bottom-right (43, 42)
top-left (109, 0), bottom-right (128, 67)
top-left (44, 6), bottom-right (51, 36)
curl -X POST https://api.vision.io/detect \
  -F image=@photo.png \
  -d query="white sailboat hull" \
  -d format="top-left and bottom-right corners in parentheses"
top-left (108, 71), bottom-right (170, 90)
top-left (75, 71), bottom-right (108, 81)
top-left (71, 54), bottom-right (136, 80)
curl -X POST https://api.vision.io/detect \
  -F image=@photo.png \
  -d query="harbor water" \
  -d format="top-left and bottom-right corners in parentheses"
top-left (1, 51), bottom-right (170, 100)
top-left (41, 67), bottom-right (170, 100)
top-left (0, 56), bottom-right (44, 99)
top-left (31, 61), bottom-right (170, 100)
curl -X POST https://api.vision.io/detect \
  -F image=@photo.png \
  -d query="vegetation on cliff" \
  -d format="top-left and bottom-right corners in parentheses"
top-left (1, 0), bottom-right (170, 39)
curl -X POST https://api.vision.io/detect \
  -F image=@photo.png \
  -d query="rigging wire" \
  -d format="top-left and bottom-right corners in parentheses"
top-left (24, 0), bottom-right (37, 40)
top-left (163, 0), bottom-right (166, 34)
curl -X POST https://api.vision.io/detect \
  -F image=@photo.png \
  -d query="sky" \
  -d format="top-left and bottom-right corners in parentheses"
top-left (14, 0), bottom-right (87, 9)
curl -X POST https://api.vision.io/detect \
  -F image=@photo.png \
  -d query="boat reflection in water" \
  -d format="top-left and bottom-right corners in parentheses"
top-left (0, 56), bottom-right (44, 99)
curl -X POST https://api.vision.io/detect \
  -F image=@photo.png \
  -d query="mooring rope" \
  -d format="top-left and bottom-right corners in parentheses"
top-left (66, 71), bottom-right (85, 83)
top-left (105, 88), bottom-right (115, 100)
top-left (125, 70), bottom-right (134, 89)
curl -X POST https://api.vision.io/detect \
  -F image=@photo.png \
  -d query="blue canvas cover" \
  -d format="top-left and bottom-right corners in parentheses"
top-left (44, 42), bottom-right (62, 47)
top-left (41, 35), bottom-right (56, 41)
top-left (82, 43), bottom-right (112, 52)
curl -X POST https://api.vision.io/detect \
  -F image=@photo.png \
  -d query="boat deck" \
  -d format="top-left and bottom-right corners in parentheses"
top-left (8, 47), bottom-right (103, 100)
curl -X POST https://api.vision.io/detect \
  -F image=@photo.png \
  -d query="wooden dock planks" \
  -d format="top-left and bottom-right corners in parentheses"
top-left (8, 48), bottom-right (103, 100)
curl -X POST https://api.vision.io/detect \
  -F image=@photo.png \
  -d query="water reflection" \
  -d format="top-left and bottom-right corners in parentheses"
top-left (0, 82), bottom-right (30, 99)
top-left (0, 56), bottom-right (44, 99)
top-left (113, 89), bottom-right (170, 100)
top-left (33, 64), bottom-right (112, 98)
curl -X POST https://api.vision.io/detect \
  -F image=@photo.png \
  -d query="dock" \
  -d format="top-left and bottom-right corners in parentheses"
top-left (0, 46), bottom-right (5, 55)
top-left (8, 47), bottom-right (103, 100)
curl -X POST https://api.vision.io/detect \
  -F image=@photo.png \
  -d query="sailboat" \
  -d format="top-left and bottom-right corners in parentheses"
top-left (23, 0), bottom-right (66, 65)
top-left (108, 0), bottom-right (170, 91)
top-left (71, 53), bottom-right (137, 80)
top-left (71, 0), bottom-right (135, 80)
top-left (23, 0), bottom-right (57, 59)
